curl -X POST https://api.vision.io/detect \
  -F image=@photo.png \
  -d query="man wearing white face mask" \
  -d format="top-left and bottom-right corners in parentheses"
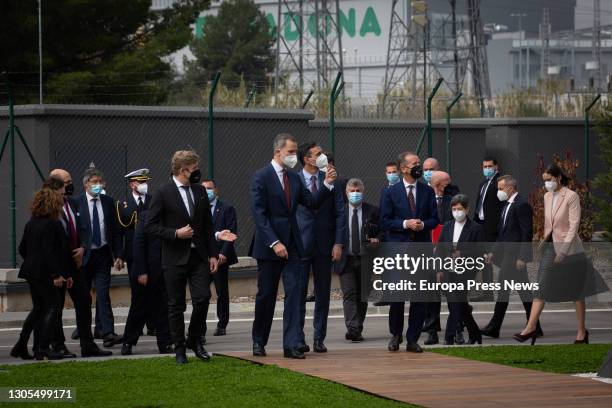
top-left (250, 133), bottom-right (337, 359)
top-left (295, 142), bottom-right (345, 353)
top-left (117, 169), bottom-right (156, 335)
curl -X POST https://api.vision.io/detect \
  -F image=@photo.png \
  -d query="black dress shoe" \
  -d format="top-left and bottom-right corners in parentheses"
top-left (81, 343), bottom-right (112, 357)
top-left (406, 342), bottom-right (423, 353)
top-left (213, 327), bottom-right (226, 336)
top-left (283, 348), bottom-right (305, 359)
top-left (35, 349), bottom-right (64, 361)
top-left (469, 333), bottom-right (483, 345)
top-left (424, 331), bottom-right (439, 345)
top-left (159, 345), bottom-right (174, 354)
top-left (10, 337), bottom-right (34, 360)
top-left (388, 335), bottom-right (403, 351)
top-left (480, 325), bottom-right (500, 339)
top-left (121, 343), bottom-right (132, 356)
top-left (103, 333), bottom-right (123, 348)
top-left (352, 333), bottom-right (364, 342)
top-left (71, 329), bottom-right (80, 340)
top-left (187, 338), bottom-right (211, 361)
top-left (54, 345), bottom-right (77, 358)
top-left (455, 330), bottom-right (466, 345)
top-left (313, 340), bottom-right (327, 353)
top-left (253, 343), bottom-right (266, 357)
top-left (175, 347), bottom-right (188, 364)
top-left (444, 337), bottom-right (455, 345)
top-left (297, 342), bottom-right (310, 353)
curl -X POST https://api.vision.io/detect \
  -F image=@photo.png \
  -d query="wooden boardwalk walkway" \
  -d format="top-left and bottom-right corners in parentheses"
top-left (225, 348), bottom-right (612, 408)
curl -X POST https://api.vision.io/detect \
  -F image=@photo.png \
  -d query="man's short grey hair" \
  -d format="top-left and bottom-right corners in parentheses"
top-left (398, 150), bottom-right (418, 167)
top-left (346, 178), bottom-right (364, 191)
top-left (498, 174), bottom-right (517, 189)
top-left (83, 168), bottom-right (104, 185)
top-left (273, 133), bottom-right (297, 150)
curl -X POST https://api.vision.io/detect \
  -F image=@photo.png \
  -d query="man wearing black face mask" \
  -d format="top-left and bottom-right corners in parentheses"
top-left (145, 150), bottom-right (237, 364)
top-left (380, 151), bottom-right (439, 353)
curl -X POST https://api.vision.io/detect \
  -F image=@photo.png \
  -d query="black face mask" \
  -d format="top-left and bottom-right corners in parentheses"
top-left (64, 183), bottom-right (74, 196)
top-left (188, 169), bottom-right (202, 185)
top-left (410, 164), bottom-right (423, 179)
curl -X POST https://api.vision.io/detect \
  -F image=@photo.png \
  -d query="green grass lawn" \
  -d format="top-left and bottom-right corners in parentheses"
top-left (429, 343), bottom-right (612, 374)
top-left (0, 356), bottom-right (413, 408)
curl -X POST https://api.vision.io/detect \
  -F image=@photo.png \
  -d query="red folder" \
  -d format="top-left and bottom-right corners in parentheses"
top-left (432, 224), bottom-right (443, 243)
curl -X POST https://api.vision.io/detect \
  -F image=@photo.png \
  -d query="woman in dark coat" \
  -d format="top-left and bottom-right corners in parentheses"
top-left (11, 187), bottom-right (69, 360)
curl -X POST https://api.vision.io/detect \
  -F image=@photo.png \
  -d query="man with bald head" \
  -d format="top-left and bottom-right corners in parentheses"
top-left (422, 157), bottom-right (439, 185)
top-left (46, 169), bottom-right (112, 357)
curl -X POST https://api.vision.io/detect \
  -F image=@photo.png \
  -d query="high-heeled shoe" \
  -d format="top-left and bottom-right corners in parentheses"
top-left (513, 330), bottom-right (537, 346)
top-left (574, 330), bottom-right (589, 344)
top-left (34, 349), bottom-right (64, 361)
top-left (10, 336), bottom-right (33, 360)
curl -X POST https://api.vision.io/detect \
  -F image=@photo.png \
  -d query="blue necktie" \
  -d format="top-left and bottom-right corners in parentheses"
top-left (92, 198), bottom-right (102, 247)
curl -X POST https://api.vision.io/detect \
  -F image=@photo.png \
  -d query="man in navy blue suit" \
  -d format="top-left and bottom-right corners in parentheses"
top-left (296, 142), bottom-right (345, 353)
top-left (380, 151), bottom-right (439, 353)
top-left (250, 133), bottom-right (337, 359)
top-left (74, 166), bottom-right (124, 348)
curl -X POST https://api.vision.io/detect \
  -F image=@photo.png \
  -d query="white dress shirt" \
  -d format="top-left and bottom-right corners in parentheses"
top-left (173, 176), bottom-right (194, 216)
top-left (210, 197), bottom-right (217, 216)
top-left (452, 219), bottom-right (466, 248)
top-left (302, 168), bottom-right (319, 191)
top-left (502, 192), bottom-right (518, 227)
top-left (132, 191), bottom-right (145, 206)
top-left (551, 191), bottom-right (559, 214)
top-left (86, 192), bottom-right (107, 249)
top-left (348, 204), bottom-right (363, 256)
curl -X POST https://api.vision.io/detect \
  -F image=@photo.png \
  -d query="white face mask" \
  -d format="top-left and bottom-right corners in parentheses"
top-left (136, 183), bottom-right (148, 195)
top-left (544, 180), bottom-right (557, 193)
top-left (497, 190), bottom-right (508, 202)
top-left (315, 153), bottom-right (328, 169)
top-left (452, 210), bottom-right (467, 222)
top-left (281, 153), bottom-right (298, 169)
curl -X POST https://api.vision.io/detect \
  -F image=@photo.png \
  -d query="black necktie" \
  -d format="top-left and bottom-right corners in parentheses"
top-left (436, 196), bottom-right (443, 222)
top-left (501, 202), bottom-right (510, 228)
top-left (92, 198), bottom-right (102, 247)
top-left (351, 208), bottom-right (360, 255)
top-left (181, 186), bottom-right (195, 219)
top-left (138, 196), bottom-right (144, 209)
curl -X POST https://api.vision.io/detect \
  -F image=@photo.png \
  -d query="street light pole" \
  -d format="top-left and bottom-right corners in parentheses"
top-left (38, 0), bottom-right (43, 105)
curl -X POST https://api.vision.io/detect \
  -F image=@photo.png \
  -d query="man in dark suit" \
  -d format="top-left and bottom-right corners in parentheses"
top-left (336, 178), bottom-right (382, 342)
top-left (250, 133), bottom-right (337, 359)
top-left (380, 151), bottom-right (439, 353)
top-left (481, 175), bottom-right (542, 338)
top-left (422, 170), bottom-right (455, 345)
top-left (202, 179), bottom-right (238, 338)
top-left (296, 142), bottom-right (345, 353)
top-left (117, 168), bottom-right (156, 335)
top-left (473, 156), bottom-right (504, 301)
top-left (74, 166), bottom-right (124, 348)
top-left (42, 170), bottom-right (112, 358)
top-left (121, 210), bottom-right (173, 355)
top-left (145, 150), bottom-right (236, 364)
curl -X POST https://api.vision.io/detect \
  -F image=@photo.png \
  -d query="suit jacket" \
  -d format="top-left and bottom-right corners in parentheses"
top-left (437, 195), bottom-right (454, 224)
top-left (474, 173), bottom-right (504, 240)
top-left (492, 193), bottom-right (533, 263)
top-left (296, 170), bottom-right (346, 258)
top-left (380, 180), bottom-right (439, 242)
top-left (74, 193), bottom-right (123, 266)
top-left (117, 193), bottom-right (151, 263)
top-left (249, 163), bottom-right (333, 261)
top-left (58, 197), bottom-right (81, 278)
top-left (543, 186), bottom-right (583, 256)
top-left (211, 199), bottom-right (238, 265)
top-left (18, 217), bottom-right (68, 281)
top-left (145, 180), bottom-right (217, 267)
top-left (132, 211), bottom-right (162, 282)
top-left (335, 202), bottom-right (383, 273)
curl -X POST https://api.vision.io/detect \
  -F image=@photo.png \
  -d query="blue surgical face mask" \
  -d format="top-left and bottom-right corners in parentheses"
top-left (206, 189), bottom-right (216, 202)
top-left (386, 173), bottom-right (400, 185)
top-left (483, 168), bottom-right (495, 178)
top-left (90, 184), bottom-right (102, 196)
top-left (348, 192), bottom-right (363, 206)
top-left (423, 170), bottom-right (434, 183)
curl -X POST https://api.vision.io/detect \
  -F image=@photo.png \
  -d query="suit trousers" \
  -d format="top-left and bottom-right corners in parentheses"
top-left (163, 249), bottom-right (211, 347)
top-left (299, 255), bottom-right (333, 343)
top-left (83, 246), bottom-right (114, 336)
top-left (123, 272), bottom-right (172, 349)
top-left (252, 245), bottom-right (301, 349)
top-left (339, 256), bottom-right (368, 334)
top-left (127, 259), bottom-right (156, 332)
top-left (211, 262), bottom-right (230, 331)
top-left (389, 301), bottom-right (426, 343)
